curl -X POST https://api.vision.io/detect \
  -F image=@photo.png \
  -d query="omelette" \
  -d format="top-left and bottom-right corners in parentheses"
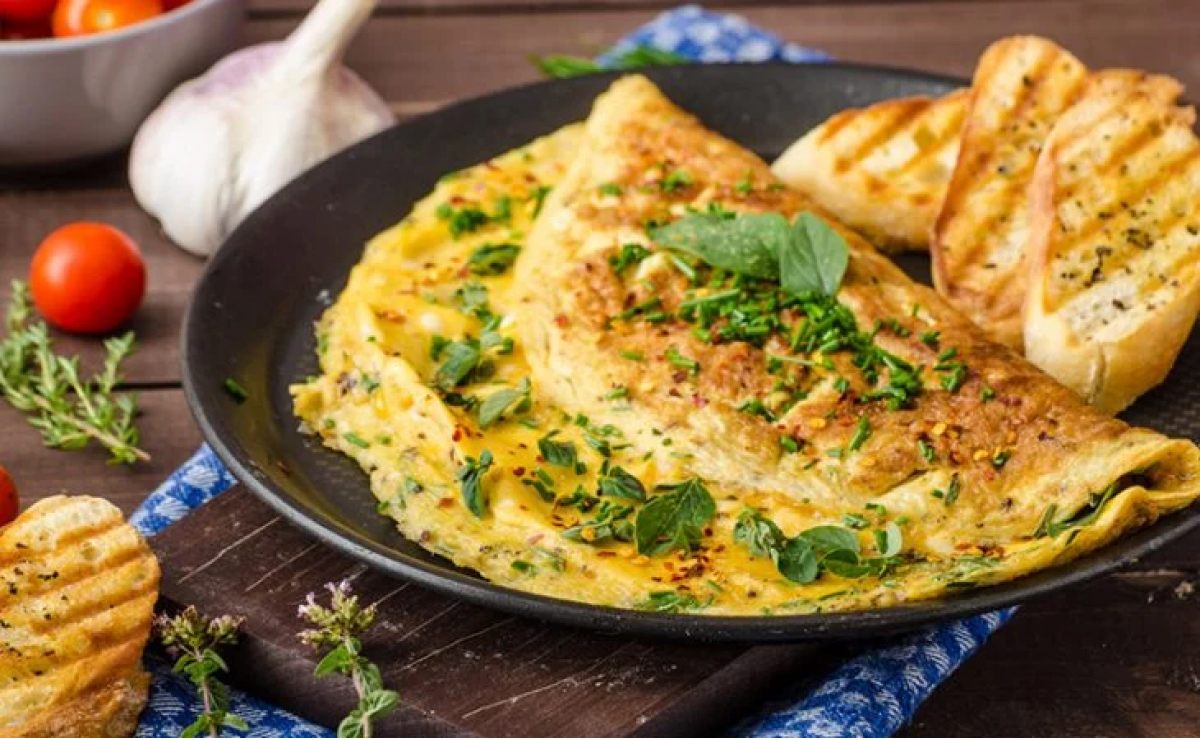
top-left (291, 76), bottom-right (1200, 616)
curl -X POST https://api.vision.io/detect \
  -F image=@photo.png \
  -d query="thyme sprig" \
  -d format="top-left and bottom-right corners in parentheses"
top-left (299, 581), bottom-right (399, 738)
top-left (156, 607), bottom-right (247, 738)
top-left (0, 280), bottom-right (147, 464)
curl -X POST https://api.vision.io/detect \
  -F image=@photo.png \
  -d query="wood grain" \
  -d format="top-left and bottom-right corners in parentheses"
top-left (241, 1), bottom-right (1197, 107)
top-left (156, 487), bottom-right (1200, 737)
top-left (156, 487), bottom-right (827, 737)
top-left (3, 2), bottom-right (1200, 735)
top-left (0, 192), bottom-right (204, 385)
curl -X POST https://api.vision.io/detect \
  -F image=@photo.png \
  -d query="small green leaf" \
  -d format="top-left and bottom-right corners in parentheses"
top-left (223, 714), bottom-right (250, 731)
top-left (733, 508), bottom-right (785, 559)
top-left (823, 549), bottom-right (871, 578)
top-left (433, 340), bottom-right (482, 390)
top-left (315, 642), bottom-right (352, 677)
top-left (537, 432), bottom-right (577, 468)
top-left (780, 212), bottom-right (849, 296)
top-left (478, 378), bottom-right (531, 427)
top-left (635, 479), bottom-right (716, 556)
top-left (598, 465), bottom-right (646, 501)
top-left (467, 243), bottom-right (521, 276)
top-left (776, 537), bottom-right (819, 583)
top-left (337, 709), bottom-right (367, 738)
top-left (181, 716), bottom-right (209, 738)
top-left (650, 213), bottom-right (787, 280)
top-left (799, 525), bottom-right (860, 557)
top-left (363, 689), bottom-right (400, 715)
top-left (456, 450), bottom-right (494, 518)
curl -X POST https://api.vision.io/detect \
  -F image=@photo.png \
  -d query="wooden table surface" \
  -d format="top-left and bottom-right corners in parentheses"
top-left (4, 0), bottom-right (1200, 735)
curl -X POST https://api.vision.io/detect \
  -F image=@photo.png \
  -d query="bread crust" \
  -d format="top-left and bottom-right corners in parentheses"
top-left (0, 496), bottom-right (159, 738)
top-left (772, 90), bottom-right (967, 252)
top-left (932, 36), bottom-right (1089, 350)
top-left (1024, 81), bottom-right (1198, 414)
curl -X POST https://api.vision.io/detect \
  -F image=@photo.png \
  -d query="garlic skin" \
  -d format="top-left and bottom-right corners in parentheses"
top-left (129, 0), bottom-right (395, 257)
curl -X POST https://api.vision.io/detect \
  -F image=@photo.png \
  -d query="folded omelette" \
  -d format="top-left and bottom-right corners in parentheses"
top-left (291, 76), bottom-right (1200, 615)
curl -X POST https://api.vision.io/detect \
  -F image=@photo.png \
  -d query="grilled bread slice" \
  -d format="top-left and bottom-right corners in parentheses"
top-left (932, 36), bottom-right (1090, 350)
top-left (1024, 86), bottom-right (1200, 415)
top-left (771, 89), bottom-right (967, 252)
top-left (0, 496), bottom-right (160, 737)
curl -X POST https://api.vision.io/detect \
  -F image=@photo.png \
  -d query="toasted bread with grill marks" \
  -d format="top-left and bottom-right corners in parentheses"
top-left (1024, 84), bottom-right (1200, 415)
top-left (0, 496), bottom-right (159, 737)
top-left (771, 89), bottom-right (967, 252)
top-left (931, 36), bottom-right (1091, 349)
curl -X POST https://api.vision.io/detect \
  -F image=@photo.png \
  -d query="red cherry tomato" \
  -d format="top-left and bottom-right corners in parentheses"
top-left (52, 0), bottom-right (161, 37)
top-left (161, 0), bottom-right (188, 9)
top-left (0, 466), bottom-right (17, 528)
top-left (0, 15), bottom-right (50, 37)
top-left (0, 0), bottom-right (55, 22)
top-left (30, 223), bottom-right (146, 335)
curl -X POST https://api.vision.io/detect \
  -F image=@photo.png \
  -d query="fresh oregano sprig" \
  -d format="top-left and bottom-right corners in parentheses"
top-left (298, 581), bottom-right (399, 738)
top-left (156, 607), bottom-right (247, 738)
top-left (0, 280), bottom-right (148, 464)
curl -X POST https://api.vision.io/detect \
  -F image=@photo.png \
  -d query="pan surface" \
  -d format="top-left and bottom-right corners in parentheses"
top-left (183, 63), bottom-right (1200, 641)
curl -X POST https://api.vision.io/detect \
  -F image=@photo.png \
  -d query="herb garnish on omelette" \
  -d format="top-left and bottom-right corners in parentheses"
top-left (292, 76), bottom-right (1200, 615)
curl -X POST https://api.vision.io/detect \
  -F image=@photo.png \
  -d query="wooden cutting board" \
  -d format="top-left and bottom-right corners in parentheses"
top-left (155, 486), bottom-right (831, 737)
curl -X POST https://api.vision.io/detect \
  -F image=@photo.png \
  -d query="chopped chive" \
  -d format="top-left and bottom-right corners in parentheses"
top-left (222, 378), bottom-right (248, 404)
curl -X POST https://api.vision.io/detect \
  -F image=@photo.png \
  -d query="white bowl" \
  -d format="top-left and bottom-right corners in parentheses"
top-left (0, 0), bottom-right (245, 167)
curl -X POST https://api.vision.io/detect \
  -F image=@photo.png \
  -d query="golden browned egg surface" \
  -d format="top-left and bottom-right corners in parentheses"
top-left (292, 76), bottom-right (1200, 616)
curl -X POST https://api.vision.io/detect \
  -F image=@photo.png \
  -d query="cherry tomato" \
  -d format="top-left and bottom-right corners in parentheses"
top-left (0, 467), bottom-right (17, 528)
top-left (52, 0), bottom-right (161, 37)
top-left (30, 223), bottom-right (146, 335)
top-left (161, 0), bottom-right (188, 9)
top-left (0, 0), bottom-right (56, 22)
top-left (0, 15), bottom-right (50, 37)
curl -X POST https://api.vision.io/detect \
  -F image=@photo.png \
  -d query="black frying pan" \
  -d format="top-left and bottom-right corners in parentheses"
top-left (182, 63), bottom-right (1200, 641)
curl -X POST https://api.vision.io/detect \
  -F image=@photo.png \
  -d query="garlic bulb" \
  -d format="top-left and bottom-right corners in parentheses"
top-left (129, 0), bottom-right (395, 257)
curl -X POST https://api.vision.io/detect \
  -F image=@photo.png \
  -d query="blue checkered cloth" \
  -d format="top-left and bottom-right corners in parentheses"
top-left (133, 7), bottom-right (1015, 737)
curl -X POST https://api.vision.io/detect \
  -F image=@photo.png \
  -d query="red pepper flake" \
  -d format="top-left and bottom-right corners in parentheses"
top-left (671, 371), bottom-right (687, 383)
top-left (596, 551), bottom-right (617, 559)
top-left (437, 497), bottom-right (454, 509)
top-left (554, 315), bottom-right (570, 327)
top-left (452, 427), bottom-right (464, 442)
top-left (375, 309), bottom-right (405, 322)
top-left (692, 394), bottom-right (708, 407)
top-left (512, 466), bottom-right (527, 476)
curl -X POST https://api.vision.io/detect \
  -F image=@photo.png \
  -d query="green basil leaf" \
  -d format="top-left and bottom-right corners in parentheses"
top-left (598, 465), bottom-right (646, 502)
top-left (822, 548), bottom-right (871, 578)
top-left (780, 212), bottom-right (849, 296)
top-left (537, 432), bottom-right (577, 468)
top-left (456, 450), bottom-right (494, 518)
top-left (650, 213), bottom-right (788, 280)
top-left (477, 378), bottom-right (531, 427)
top-left (799, 525), bottom-right (861, 557)
top-left (776, 537), bottom-right (819, 584)
top-left (635, 478), bottom-right (716, 556)
top-left (433, 340), bottom-right (481, 390)
top-left (467, 243), bottom-right (521, 276)
top-left (733, 508), bottom-right (786, 559)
